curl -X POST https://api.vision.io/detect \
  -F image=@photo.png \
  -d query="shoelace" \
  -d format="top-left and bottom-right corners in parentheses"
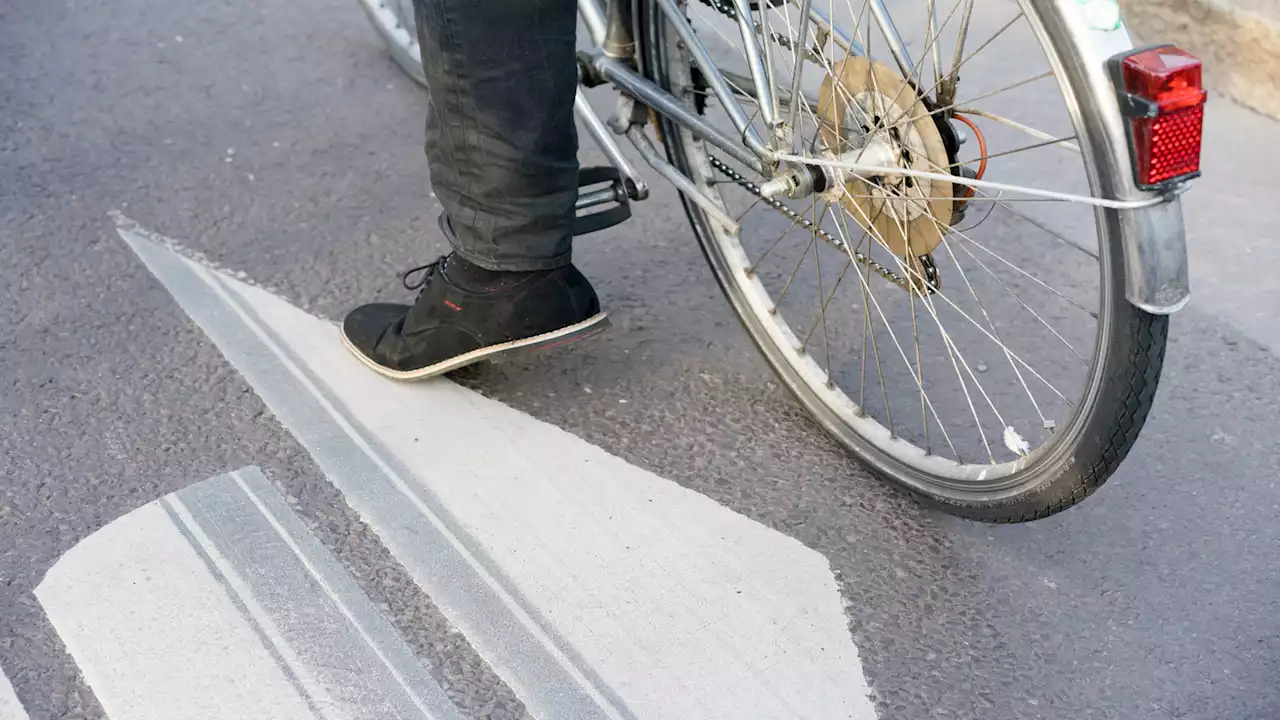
top-left (400, 255), bottom-right (449, 291)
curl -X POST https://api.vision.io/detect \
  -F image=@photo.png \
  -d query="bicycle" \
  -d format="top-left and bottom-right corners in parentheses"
top-left (356, 0), bottom-right (1204, 523)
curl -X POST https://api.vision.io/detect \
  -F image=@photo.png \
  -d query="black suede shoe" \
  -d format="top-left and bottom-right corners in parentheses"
top-left (341, 255), bottom-right (609, 380)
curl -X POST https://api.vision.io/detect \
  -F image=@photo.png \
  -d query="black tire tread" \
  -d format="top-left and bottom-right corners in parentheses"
top-left (964, 309), bottom-right (1167, 522)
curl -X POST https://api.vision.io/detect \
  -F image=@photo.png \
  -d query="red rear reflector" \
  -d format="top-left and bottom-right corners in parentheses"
top-left (1131, 103), bottom-right (1204, 186)
top-left (1110, 46), bottom-right (1206, 189)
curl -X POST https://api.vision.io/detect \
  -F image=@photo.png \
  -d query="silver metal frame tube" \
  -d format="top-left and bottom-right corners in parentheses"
top-left (627, 128), bottom-right (741, 233)
top-left (652, 0), bottom-right (774, 163)
top-left (594, 55), bottom-right (766, 174)
top-left (579, 0), bottom-right (608, 47)
top-left (866, 0), bottom-right (916, 79)
top-left (729, 0), bottom-right (778, 130)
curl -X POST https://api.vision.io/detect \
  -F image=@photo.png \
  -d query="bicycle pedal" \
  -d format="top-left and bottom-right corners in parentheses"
top-left (574, 166), bottom-right (632, 236)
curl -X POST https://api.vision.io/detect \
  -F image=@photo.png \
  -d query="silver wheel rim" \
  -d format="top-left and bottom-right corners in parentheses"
top-left (652, 0), bottom-right (1122, 493)
top-left (358, 0), bottom-right (423, 82)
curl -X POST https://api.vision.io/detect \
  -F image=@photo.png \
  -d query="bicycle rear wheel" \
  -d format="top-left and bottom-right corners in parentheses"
top-left (356, 0), bottom-right (426, 87)
top-left (639, 0), bottom-right (1168, 522)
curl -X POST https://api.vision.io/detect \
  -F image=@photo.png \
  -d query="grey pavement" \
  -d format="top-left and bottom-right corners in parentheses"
top-left (2, 0), bottom-right (1279, 718)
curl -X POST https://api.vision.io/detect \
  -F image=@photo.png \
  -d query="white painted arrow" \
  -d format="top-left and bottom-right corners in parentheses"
top-left (37, 467), bottom-right (464, 720)
top-left (110, 214), bottom-right (877, 720)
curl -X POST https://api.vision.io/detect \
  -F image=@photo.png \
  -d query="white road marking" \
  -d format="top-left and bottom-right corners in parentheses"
top-left (224, 470), bottom-right (456, 720)
top-left (36, 468), bottom-right (463, 720)
top-left (163, 495), bottom-right (350, 720)
top-left (118, 218), bottom-right (879, 719)
top-left (0, 664), bottom-right (27, 720)
top-left (119, 219), bottom-right (627, 720)
top-left (36, 502), bottom-right (319, 720)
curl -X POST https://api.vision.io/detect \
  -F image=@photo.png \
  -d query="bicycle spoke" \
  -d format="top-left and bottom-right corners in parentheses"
top-left (955, 107), bottom-right (1082, 152)
top-left (937, 224), bottom-right (1050, 431)
top-left (676, 0), bottom-right (1107, 470)
top-left (830, 204), bottom-right (964, 456)
top-left (749, 209), bottom-right (808, 273)
top-left (859, 70), bottom-right (1057, 139)
top-left (946, 227), bottom-right (1096, 317)
top-left (955, 134), bottom-right (1079, 166)
top-left (801, 254), bottom-right (855, 350)
top-left (795, 198), bottom-right (877, 367)
top-left (908, 270), bottom-right (930, 453)
top-left (832, 182), bottom-right (1071, 405)
top-left (777, 212), bottom-right (823, 306)
top-left (982, 193), bottom-right (1098, 259)
top-left (737, 195), bottom-right (766, 222)
top-left (810, 201), bottom-right (836, 383)
top-left (848, 189), bottom-right (1002, 460)
top-left (835, 208), bottom-right (896, 434)
top-left (950, 237), bottom-right (1086, 361)
top-left (886, 150), bottom-right (1100, 303)
top-left (918, 9), bottom-right (1026, 103)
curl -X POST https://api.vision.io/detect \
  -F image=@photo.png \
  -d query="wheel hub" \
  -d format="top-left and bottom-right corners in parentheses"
top-left (816, 57), bottom-right (953, 258)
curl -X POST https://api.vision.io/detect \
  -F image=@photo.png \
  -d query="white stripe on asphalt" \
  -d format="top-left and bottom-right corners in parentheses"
top-left (36, 502), bottom-right (318, 720)
top-left (163, 496), bottom-right (349, 720)
top-left (220, 469), bottom-right (460, 720)
top-left (37, 467), bottom-right (463, 720)
top-left (0, 664), bottom-right (27, 720)
top-left (117, 217), bottom-right (878, 719)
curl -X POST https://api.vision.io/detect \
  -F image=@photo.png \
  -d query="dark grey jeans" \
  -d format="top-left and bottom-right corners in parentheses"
top-left (412, 0), bottom-right (580, 271)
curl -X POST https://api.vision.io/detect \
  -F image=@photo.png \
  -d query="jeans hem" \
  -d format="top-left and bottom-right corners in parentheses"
top-left (450, 246), bottom-right (572, 272)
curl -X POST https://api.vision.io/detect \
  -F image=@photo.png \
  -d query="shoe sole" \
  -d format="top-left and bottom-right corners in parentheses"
top-left (340, 312), bottom-right (612, 382)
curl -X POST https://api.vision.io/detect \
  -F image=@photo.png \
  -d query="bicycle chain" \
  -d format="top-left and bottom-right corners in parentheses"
top-left (695, 0), bottom-right (788, 18)
top-left (689, 0), bottom-right (911, 291)
top-left (707, 157), bottom-right (910, 289)
top-left (697, 0), bottom-right (739, 18)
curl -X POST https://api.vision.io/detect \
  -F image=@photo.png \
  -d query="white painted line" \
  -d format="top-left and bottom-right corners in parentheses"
top-left (174, 467), bottom-right (465, 720)
top-left (36, 502), bottom-right (318, 720)
top-left (0, 664), bottom-right (27, 720)
top-left (117, 219), bottom-right (630, 720)
top-left (225, 469), bottom-right (457, 720)
top-left (190, 266), bottom-right (626, 720)
top-left (37, 467), bottom-right (463, 720)
top-left (118, 218), bottom-right (878, 719)
top-left (164, 495), bottom-right (349, 720)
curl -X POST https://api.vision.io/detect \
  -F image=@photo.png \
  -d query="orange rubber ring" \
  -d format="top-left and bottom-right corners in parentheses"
top-left (953, 113), bottom-right (987, 199)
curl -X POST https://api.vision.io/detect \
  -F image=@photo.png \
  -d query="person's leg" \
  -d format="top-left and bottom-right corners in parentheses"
top-left (341, 0), bottom-right (608, 380)
top-left (416, 0), bottom-right (579, 271)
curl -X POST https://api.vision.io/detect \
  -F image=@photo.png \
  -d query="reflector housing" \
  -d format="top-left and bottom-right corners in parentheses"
top-left (1109, 46), bottom-right (1206, 190)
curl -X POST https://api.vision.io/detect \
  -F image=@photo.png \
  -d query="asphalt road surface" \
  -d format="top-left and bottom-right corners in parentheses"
top-left (2, 0), bottom-right (1279, 718)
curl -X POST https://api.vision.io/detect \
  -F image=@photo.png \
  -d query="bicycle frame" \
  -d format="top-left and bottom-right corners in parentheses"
top-left (571, 0), bottom-right (1191, 314)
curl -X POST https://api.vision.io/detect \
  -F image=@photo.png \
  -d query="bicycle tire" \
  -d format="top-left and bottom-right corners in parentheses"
top-left (356, 0), bottom-right (427, 87)
top-left (637, 0), bottom-right (1170, 522)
